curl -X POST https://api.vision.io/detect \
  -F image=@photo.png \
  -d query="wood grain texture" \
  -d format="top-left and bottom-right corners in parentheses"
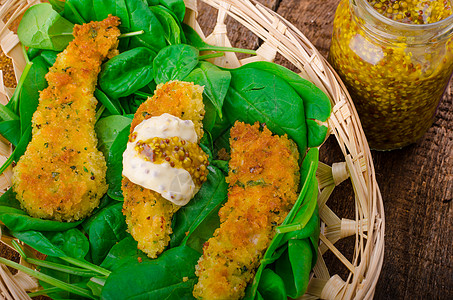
top-left (371, 89), bottom-right (453, 300)
top-left (1, 1), bottom-right (452, 299)
top-left (276, 0), bottom-right (337, 57)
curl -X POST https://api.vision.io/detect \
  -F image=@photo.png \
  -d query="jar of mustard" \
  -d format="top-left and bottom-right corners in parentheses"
top-left (329, 0), bottom-right (453, 150)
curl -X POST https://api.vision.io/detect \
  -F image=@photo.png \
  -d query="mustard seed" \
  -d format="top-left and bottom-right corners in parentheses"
top-left (329, 0), bottom-right (453, 149)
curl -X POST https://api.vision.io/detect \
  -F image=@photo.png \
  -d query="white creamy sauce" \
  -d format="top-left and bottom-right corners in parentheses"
top-left (132, 113), bottom-right (197, 143)
top-left (122, 113), bottom-right (198, 206)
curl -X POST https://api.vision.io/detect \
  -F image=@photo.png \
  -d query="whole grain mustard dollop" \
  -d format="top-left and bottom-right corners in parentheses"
top-left (122, 113), bottom-right (207, 206)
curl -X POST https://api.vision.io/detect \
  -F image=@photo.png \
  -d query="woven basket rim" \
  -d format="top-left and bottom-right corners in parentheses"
top-left (0, 0), bottom-right (385, 299)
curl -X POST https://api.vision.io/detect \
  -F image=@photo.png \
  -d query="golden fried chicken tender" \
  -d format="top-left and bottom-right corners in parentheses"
top-left (11, 16), bottom-right (121, 222)
top-left (122, 81), bottom-right (207, 258)
top-left (131, 80), bottom-right (205, 140)
top-left (193, 121), bottom-right (300, 300)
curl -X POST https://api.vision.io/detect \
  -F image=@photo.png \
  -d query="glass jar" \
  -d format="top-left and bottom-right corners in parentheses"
top-left (329, 0), bottom-right (453, 150)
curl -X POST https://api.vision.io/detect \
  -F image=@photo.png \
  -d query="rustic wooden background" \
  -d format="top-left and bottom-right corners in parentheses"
top-left (1, 0), bottom-right (452, 299)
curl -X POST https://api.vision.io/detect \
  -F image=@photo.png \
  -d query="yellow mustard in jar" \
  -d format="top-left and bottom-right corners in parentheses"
top-left (329, 0), bottom-right (453, 150)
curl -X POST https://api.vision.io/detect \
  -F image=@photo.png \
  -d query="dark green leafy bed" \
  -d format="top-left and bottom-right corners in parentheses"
top-left (0, 0), bottom-right (331, 299)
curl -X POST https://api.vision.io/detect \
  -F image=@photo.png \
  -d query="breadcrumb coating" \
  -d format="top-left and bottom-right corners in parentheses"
top-left (193, 121), bottom-right (300, 300)
top-left (131, 80), bottom-right (205, 141)
top-left (11, 16), bottom-right (120, 222)
top-left (122, 81), bottom-right (207, 258)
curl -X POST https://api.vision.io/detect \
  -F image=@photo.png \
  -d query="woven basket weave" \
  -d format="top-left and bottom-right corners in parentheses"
top-left (0, 0), bottom-right (385, 299)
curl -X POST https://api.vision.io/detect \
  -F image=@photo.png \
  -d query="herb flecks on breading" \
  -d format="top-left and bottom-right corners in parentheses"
top-left (193, 121), bottom-right (300, 300)
top-left (122, 80), bottom-right (208, 258)
top-left (12, 16), bottom-right (121, 222)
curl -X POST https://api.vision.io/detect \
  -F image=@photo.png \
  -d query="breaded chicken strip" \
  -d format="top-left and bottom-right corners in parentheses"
top-left (12, 16), bottom-right (121, 222)
top-left (193, 121), bottom-right (300, 300)
top-left (122, 81), bottom-right (208, 258)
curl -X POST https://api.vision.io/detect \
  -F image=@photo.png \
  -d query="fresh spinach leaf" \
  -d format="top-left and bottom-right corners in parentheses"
top-left (18, 3), bottom-right (75, 51)
top-left (0, 207), bottom-right (83, 232)
top-left (153, 44), bottom-right (199, 84)
top-left (0, 206), bottom-right (26, 215)
top-left (256, 268), bottom-right (287, 300)
top-left (210, 111), bottom-right (232, 143)
top-left (0, 120), bottom-right (20, 146)
top-left (85, 202), bottom-right (128, 264)
top-left (63, 0), bottom-right (166, 52)
top-left (46, 228), bottom-right (90, 260)
top-left (0, 126), bottom-right (31, 176)
top-left (62, 0), bottom-right (92, 24)
top-left (87, 277), bottom-right (105, 297)
top-left (278, 176), bottom-right (320, 268)
top-left (125, 0), bottom-right (167, 52)
top-left (99, 47), bottom-right (156, 99)
top-left (182, 23), bottom-right (207, 49)
top-left (239, 61), bottom-right (331, 148)
top-left (170, 165), bottom-right (228, 248)
top-left (276, 148), bottom-right (319, 235)
top-left (63, 0), bottom-right (129, 30)
top-left (279, 205), bottom-right (320, 251)
top-left (212, 124), bottom-right (231, 158)
top-left (26, 48), bottom-right (42, 60)
top-left (40, 271), bottom-right (91, 300)
top-left (100, 236), bottom-right (149, 271)
top-left (40, 50), bottom-right (59, 67)
top-left (211, 159), bottom-right (229, 175)
top-left (19, 55), bottom-right (49, 135)
top-left (94, 89), bottom-right (124, 116)
top-left (184, 202), bottom-right (222, 253)
top-left (149, 5), bottom-right (183, 45)
top-left (0, 189), bottom-right (21, 209)
top-left (101, 246), bottom-right (200, 299)
top-left (306, 118), bottom-right (329, 148)
top-left (0, 103), bottom-right (19, 122)
top-left (12, 230), bottom-right (67, 257)
top-left (48, 0), bottom-right (66, 13)
top-left (106, 125), bottom-right (130, 200)
top-left (275, 239), bottom-right (313, 298)
top-left (141, 81), bottom-right (158, 95)
top-left (156, 0), bottom-right (185, 22)
top-left (86, 195), bottom-right (115, 221)
top-left (185, 61), bottom-right (231, 118)
top-left (13, 126), bottom-right (32, 162)
top-left (201, 96), bottom-right (219, 133)
top-left (93, 0), bottom-right (130, 28)
top-left (6, 62), bottom-right (32, 116)
top-left (200, 143), bottom-right (213, 161)
top-left (38, 229), bottom-right (92, 299)
top-left (121, 94), bottom-right (147, 115)
top-left (95, 115), bottom-right (132, 158)
top-left (224, 67), bottom-right (308, 155)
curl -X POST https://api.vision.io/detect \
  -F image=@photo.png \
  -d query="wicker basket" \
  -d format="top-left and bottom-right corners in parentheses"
top-left (0, 0), bottom-right (385, 299)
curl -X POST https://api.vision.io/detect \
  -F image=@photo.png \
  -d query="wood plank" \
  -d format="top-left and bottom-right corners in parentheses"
top-left (371, 90), bottom-right (453, 299)
top-left (276, 0), bottom-right (339, 58)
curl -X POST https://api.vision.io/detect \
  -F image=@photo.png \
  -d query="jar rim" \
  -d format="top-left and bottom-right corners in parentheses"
top-left (356, 0), bottom-right (453, 31)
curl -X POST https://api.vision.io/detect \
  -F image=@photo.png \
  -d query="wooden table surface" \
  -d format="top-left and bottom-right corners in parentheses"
top-left (1, 0), bottom-right (452, 299)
